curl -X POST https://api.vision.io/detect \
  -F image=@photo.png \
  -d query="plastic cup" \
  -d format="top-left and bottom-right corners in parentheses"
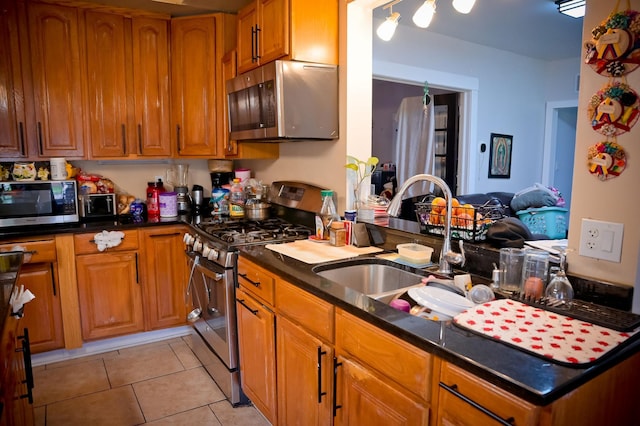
top-left (499, 248), bottom-right (526, 293)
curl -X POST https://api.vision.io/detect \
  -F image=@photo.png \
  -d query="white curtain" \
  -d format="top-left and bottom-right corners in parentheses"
top-left (393, 96), bottom-right (435, 198)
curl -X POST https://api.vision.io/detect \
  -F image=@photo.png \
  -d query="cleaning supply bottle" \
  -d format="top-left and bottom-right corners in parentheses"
top-left (229, 178), bottom-right (245, 218)
top-left (317, 190), bottom-right (340, 240)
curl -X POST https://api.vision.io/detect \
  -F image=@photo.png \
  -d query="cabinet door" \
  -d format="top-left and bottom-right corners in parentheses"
top-left (76, 251), bottom-right (143, 340)
top-left (335, 357), bottom-right (429, 426)
top-left (236, 288), bottom-right (277, 425)
top-left (27, 2), bottom-right (85, 158)
top-left (0, 0), bottom-right (28, 159)
top-left (132, 17), bottom-right (171, 157)
top-left (85, 11), bottom-right (128, 158)
top-left (236, 1), bottom-right (258, 74)
top-left (140, 226), bottom-right (188, 330)
top-left (437, 361), bottom-right (539, 426)
top-left (259, 0), bottom-right (288, 65)
top-left (276, 316), bottom-right (332, 426)
top-left (171, 16), bottom-right (219, 157)
top-left (18, 263), bottom-right (64, 353)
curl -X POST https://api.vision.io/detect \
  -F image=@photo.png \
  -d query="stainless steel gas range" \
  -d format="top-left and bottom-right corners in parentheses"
top-left (182, 181), bottom-right (324, 406)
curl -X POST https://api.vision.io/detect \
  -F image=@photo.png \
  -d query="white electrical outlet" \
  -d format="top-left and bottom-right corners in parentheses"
top-left (579, 219), bottom-right (624, 262)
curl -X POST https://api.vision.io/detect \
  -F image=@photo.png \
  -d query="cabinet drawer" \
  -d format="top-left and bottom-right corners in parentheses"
top-left (438, 361), bottom-right (539, 426)
top-left (74, 230), bottom-right (139, 255)
top-left (0, 238), bottom-right (56, 263)
top-left (276, 279), bottom-right (334, 343)
top-left (237, 257), bottom-right (275, 306)
top-left (336, 309), bottom-right (432, 402)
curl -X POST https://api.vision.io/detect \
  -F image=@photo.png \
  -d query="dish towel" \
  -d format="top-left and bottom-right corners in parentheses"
top-left (93, 230), bottom-right (125, 252)
top-left (454, 299), bottom-right (639, 366)
top-left (10, 285), bottom-right (35, 317)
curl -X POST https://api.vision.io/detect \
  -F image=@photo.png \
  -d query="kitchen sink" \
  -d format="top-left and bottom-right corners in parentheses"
top-left (312, 257), bottom-right (428, 303)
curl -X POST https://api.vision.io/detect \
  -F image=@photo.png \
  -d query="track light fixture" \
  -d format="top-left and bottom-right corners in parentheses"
top-left (452, 0), bottom-right (476, 14)
top-left (377, 0), bottom-right (480, 41)
top-left (413, 0), bottom-right (436, 28)
top-left (377, 0), bottom-right (402, 41)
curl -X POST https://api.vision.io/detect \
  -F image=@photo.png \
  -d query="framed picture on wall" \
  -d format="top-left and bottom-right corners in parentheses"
top-left (488, 133), bottom-right (512, 179)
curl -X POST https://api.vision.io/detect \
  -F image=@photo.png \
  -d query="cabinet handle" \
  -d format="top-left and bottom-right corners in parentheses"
top-left (176, 124), bottom-right (181, 153)
top-left (236, 298), bottom-right (258, 315)
top-left (332, 357), bottom-right (342, 416)
top-left (137, 124), bottom-right (143, 153)
top-left (37, 122), bottom-right (43, 155)
top-left (16, 328), bottom-right (34, 404)
top-left (121, 124), bottom-right (127, 154)
top-left (250, 26), bottom-right (256, 62)
top-left (134, 253), bottom-right (139, 284)
top-left (317, 346), bottom-right (327, 403)
top-left (238, 272), bottom-right (260, 288)
top-left (255, 25), bottom-right (261, 60)
top-left (50, 263), bottom-right (56, 296)
top-left (19, 122), bottom-right (26, 155)
top-left (439, 382), bottom-right (515, 425)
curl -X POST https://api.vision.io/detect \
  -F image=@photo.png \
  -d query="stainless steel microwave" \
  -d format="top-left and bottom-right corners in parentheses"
top-left (0, 180), bottom-right (79, 228)
top-left (226, 60), bottom-right (339, 141)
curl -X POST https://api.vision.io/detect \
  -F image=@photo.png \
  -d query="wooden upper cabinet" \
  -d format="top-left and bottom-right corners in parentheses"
top-left (0, 0), bottom-right (28, 159)
top-left (237, 0), bottom-right (338, 74)
top-left (27, 2), bottom-right (86, 158)
top-left (171, 15), bottom-right (234, 158)
top-left (86, 12), bottom-right (170, 158)
top-left (131, 17), bottom-right (171, 157)
top-left (85, 11), bottom-right (129, 158)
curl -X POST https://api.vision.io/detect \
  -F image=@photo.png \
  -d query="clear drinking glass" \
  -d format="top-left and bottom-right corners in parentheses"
top-left (545, 249), bottom-right (573, 308)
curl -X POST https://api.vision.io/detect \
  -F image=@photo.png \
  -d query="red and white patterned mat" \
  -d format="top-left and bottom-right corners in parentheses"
top-left (453, 299), bottom-right (639, 366)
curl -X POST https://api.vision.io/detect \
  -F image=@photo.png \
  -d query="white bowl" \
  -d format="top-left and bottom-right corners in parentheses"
top-left (408, 286), bottom-right (473, 317)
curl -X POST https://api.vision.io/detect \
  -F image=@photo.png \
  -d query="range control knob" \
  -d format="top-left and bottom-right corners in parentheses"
top-left (207, 249), bottom-right (219, 261)
top-left (202, 244), bottom-right (211, 258)
top-left (183, 233), bottom-right (195, 246)
top-left (193, 239), bottom-right (203, 253)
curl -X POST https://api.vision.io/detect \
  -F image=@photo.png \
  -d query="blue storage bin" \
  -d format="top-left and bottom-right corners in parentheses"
top-left (516, 206), bottom-right (568, 239)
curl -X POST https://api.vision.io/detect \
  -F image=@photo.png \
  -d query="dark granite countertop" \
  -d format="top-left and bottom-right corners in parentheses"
top-left (237, 242), bottom-right (640, 407)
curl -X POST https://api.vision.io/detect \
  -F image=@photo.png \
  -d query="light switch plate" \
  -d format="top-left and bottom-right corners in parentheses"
top-left (578, 219), bottom-right (624, 262)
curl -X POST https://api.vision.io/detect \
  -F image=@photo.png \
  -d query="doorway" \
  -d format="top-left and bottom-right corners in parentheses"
top-left (372, 79), bottom-right (460, 195)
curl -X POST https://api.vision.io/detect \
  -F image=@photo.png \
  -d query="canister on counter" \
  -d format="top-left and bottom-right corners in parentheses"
top-left (329, 221), bottom-right (346, 247)
top-left (159, 192), bottom-right (178, 217)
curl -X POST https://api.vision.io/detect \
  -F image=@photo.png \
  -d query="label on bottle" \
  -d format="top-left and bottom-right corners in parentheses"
top-left (211, 188), bottom-right (230, 216)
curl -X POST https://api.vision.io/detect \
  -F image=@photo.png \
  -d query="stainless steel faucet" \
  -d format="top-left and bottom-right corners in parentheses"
top-left (386, 174), bottom-right (465, 275)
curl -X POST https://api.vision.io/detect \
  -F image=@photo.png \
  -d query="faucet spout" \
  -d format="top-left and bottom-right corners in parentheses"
top-left (387, 174), bottom-right (462, 275)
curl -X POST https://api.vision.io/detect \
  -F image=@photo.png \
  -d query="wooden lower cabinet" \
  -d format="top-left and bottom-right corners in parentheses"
top-left (17, 263), bottom-right (64, 353)
top-left (235, 287), bottom-right (277, 424)
top-left (276, 316), bottom-right (333, 426)
top-left (437, 361), bottom-right (539, 426)
top-left (336, 357), bottom-right (428, 426)
top-left (75, 251), bottom-right (143, 340)
top-left (139, 226), bottom-right (188, 330)
top-left (0, 238), bottom-right (63, 353)
top-left (1, 316), bottom-right (34, 426)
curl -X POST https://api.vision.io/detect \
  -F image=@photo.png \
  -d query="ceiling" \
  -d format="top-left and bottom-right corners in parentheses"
top-left (92, 0), bottom-right (584, 62)
top-left (372, 0), bottom-right (585, 61)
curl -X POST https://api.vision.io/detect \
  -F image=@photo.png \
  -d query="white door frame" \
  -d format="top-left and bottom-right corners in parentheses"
top-left (542, 99), bottom-right (578, 186)
top-left (372, 60), bottom-right (479, 194)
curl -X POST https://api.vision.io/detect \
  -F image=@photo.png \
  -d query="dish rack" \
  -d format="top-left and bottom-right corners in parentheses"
top-left (415, 197), bottom-right (506, 241)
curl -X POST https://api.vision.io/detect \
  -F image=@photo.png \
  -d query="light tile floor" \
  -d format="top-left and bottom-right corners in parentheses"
top-left (32, 334), bottom-right (270, 425)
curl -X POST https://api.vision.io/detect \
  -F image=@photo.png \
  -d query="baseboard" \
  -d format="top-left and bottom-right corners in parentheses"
top-left (31, 326), bottom-right (193, 367)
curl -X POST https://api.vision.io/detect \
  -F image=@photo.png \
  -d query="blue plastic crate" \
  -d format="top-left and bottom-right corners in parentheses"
top-left (516, 206), bottom-right (568, 239)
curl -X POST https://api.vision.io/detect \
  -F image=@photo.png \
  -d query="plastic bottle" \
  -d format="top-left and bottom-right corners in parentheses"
top-left (210, 176), bottom-right (230, 217)
top-left (317, 190), bottom-right (340, 240)
top-left (146, 179), bottom-right (165, 217)
top-left (229, 178), bottom-right (245, 218)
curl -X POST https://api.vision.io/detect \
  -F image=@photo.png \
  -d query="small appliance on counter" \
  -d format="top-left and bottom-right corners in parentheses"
top-left (79, 193), bottom-right (117, 220)
top-left (176, 186), bottom-right (191, 214)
